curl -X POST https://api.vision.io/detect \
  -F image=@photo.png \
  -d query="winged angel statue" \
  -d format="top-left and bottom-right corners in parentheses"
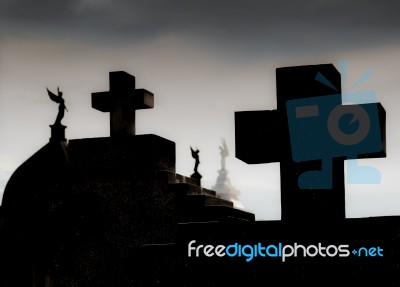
top-left (190, 147), bottom-right (200, 174)
top-left (47, 87), bottom-right (68, 125)
top-left (219, 138), bottom-right (229, 170)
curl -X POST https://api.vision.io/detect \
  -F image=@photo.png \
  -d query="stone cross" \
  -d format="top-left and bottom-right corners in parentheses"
top-left (92, 71), bottom-right (154, 137)
top-left (235, 64), bottom-right (386, 222)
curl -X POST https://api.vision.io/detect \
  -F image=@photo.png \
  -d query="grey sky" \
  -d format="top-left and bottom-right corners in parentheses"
top-left (2, 0), bottom-right (400, 56)
top-left (1, 0), bottom-right (399, 220)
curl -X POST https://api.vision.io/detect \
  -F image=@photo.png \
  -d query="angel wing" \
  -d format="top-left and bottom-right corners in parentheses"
top-left (47, 87), bottom-right (62, 103)
top-left (190, 146), bottom-right (196, 158)
top-left (221, 138), bottom-right (229, 156)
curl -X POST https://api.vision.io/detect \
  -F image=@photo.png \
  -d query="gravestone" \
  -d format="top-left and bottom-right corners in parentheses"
top-left (235, 64), bottom-right (386, 222)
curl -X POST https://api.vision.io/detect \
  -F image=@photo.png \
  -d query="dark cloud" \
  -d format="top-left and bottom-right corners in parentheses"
top-left (1, 0), bottom-right (400, 56)
top-left (0, 0), bottom-right (80, 22)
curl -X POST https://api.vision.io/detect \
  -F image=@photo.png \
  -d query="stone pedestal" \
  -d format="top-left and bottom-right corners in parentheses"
top-left (50, 124), bottom-right (67, 142)
top-left (212, 168), bottom-right (243, 209)
top-left (190, 171), bottom-right (202, 186)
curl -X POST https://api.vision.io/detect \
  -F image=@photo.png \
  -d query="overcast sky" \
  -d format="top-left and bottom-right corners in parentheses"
top-left (1, 0), bottom-right (400, 220)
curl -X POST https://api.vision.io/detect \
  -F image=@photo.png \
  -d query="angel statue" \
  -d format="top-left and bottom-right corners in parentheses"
top-left (219, 138), bottom-right (229, 170)
top-left (190, 147), bottom-right (200, 174)
top-left (47, 87), bottom-right (68, 125)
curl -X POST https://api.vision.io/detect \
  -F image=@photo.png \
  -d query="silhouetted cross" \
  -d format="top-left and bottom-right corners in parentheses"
top-left (92, 71), bottom-right (154, 137)
top-left (235, 64), bottom-right (386, 222)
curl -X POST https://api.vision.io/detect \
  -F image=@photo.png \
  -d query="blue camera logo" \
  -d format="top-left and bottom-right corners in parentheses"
top-left (286, 61), bottom-right (383, 189)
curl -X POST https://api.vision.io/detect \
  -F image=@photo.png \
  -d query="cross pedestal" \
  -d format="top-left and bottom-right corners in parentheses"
top-left (235, 64), bottom-right (386, 222)
top-left (92, 71), bottom-right (154, 137)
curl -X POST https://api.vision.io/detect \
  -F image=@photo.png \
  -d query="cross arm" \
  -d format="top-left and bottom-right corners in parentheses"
top-left (235, 110), bottom-right (283, 164)
top-left (91, 89), bottom-right (154, 112)
top-left (92, 92), bottom-right (111, 112)
top-left (133, 89), bottom-right (154, 110)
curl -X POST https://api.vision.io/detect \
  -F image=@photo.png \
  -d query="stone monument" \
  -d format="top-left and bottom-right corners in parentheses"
top-left (0, 70), bottom-right (253, 286)
top-left (0, 65), bottom-right (398, 287)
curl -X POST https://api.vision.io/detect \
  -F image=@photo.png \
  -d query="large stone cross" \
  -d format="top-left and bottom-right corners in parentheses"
top-left (235, 64), bottom-right (386, 222)
top-left (92, 71), bottom-right (154, 137)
